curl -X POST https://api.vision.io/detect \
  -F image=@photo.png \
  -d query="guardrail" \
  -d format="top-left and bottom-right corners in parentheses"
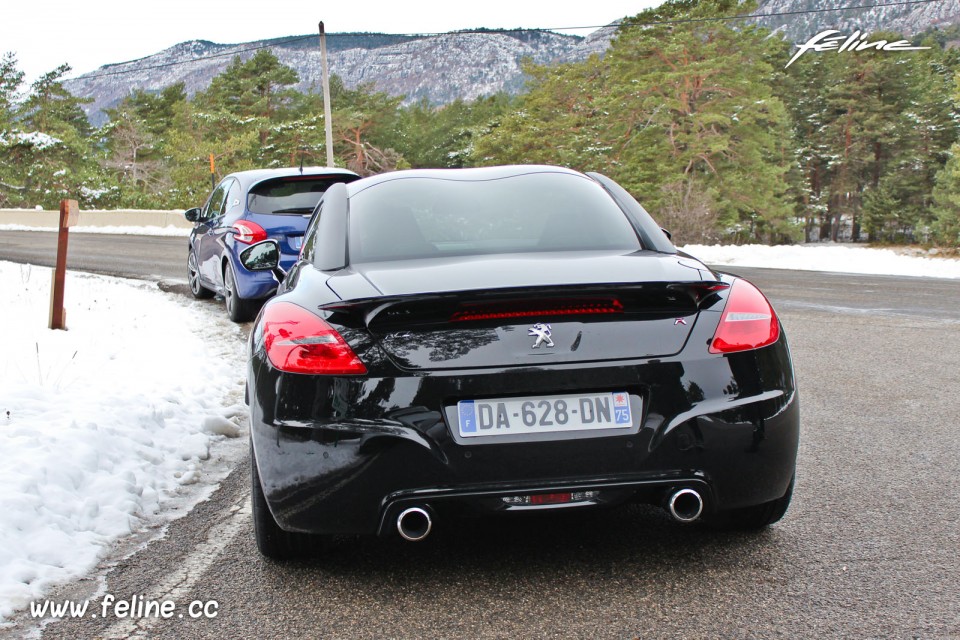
top-left (0, 209), bottom-right (193, 229)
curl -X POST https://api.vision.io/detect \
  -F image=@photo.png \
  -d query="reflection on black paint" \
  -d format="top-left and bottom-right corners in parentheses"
top-left (686, 381), bottom-right (705, 404)
top-left (380, 328), bottom-right (501, 365)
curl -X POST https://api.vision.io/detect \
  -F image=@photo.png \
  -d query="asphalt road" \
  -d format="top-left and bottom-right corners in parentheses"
top-left (0, 230), bottom-right (186, 281)
top-left (3, 229), bottom-right (959, 321)
top-left (2, 231), bottom-right (960, 638)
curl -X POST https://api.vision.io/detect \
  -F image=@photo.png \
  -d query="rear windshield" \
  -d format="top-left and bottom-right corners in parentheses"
top-left (247, 177), bottom-right (346, 215)
top-left (348, 172), bottom-right (642, 263)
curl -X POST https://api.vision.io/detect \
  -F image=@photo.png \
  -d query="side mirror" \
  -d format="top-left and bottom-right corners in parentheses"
top-left (184, 207), bottom-right (202, 222)
top-left (660, 227), bottom-right (673, 241)
top-left (239, 240), bottom-right (285, 283)
top-left (240, 240), bottom-right (280, 271)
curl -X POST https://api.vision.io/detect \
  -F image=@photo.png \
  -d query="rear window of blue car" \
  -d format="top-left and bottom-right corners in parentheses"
top-left (247, 177), bottom-right (347, 215)
top-left (348, 172), bottom-right (642, 263)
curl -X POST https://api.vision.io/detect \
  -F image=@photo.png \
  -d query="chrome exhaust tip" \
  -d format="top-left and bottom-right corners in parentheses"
top-left (667, 488), bottom-right (704, 523)
top-left (396, 507), bottom-right (433, 542)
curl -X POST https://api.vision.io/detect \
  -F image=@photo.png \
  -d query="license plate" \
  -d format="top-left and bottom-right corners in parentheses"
top-left (457, 392), bottom-right (634, 438)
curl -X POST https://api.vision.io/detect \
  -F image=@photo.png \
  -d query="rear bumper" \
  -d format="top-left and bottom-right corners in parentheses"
top-left (248, 339), bottom-right (799, 536)
top-left (234, 268), bottom-right (279, 300)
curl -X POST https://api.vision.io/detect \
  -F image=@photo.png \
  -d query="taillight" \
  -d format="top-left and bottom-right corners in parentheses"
top-left (232, 221), bottom-right (268, 244)
top-left (709, 279), bottom-right (780, 354)
top-left (262, 302), bottom-right (367, 374)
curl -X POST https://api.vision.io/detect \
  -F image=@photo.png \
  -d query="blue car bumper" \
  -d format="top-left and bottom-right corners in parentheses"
top-left (230, 249), bottom-right (296, 300)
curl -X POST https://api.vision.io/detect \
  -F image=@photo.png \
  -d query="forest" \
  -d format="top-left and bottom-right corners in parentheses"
top-left (1, 0), bottom-right (959, 246)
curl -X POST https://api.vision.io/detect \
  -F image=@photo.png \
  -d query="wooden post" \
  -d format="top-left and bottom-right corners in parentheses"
top-left (319, 21), bottom-right (335, 167)
top-left (209, 153), bottom-right (216, 188)
top-left (49, 199), bottom-right (78, 330)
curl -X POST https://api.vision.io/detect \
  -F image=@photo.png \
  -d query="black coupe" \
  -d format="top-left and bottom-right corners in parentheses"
top-left (242, 165), bottom-right (799, 559)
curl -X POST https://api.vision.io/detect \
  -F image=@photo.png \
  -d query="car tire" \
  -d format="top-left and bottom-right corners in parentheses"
top-left (711, 475), bottom-right (794, 530)
top-left (251, 444), bottom-right (318, 560)
top-left (224, 262), bottom-right (256, 323)
top-left (187, 250), bottom-right (214, 299)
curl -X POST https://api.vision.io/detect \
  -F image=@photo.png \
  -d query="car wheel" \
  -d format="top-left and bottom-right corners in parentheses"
top-left (187, 250), bottom-right (214, 299)
top-left (251, 443), bottom-right (319, 560)
top-left (711, 475), bottom-right (794, 530)
top-left (224, 262), bottom-right (256, 323)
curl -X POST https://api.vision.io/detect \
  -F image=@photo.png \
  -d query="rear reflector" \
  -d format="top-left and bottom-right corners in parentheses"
top-left (709, 279), bottom-right (780, 354)
top-left (263, 302), bottom-right (367, 374)
top-left (452, 299), bottom-right (623, 322)
top-left (502, 491), bottom-right (600, 506)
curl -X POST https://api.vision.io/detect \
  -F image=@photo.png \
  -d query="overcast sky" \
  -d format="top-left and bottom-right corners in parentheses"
top-left (4, 1), bottom-right (664, 84)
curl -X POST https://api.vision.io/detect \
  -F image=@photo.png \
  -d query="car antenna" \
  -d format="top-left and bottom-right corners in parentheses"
top-left (298, 148), bottom-right (305, 174)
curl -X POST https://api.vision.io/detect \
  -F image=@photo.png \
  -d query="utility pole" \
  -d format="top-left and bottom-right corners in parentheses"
top-left (319, 21), bottom-right (335, 167)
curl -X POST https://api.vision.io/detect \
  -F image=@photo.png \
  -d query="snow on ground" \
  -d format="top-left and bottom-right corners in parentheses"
top-left (682, 243), bottom-right (960, 279)
top-left (0, 224), bottom-right (190, 237)
top-left (0, 261), bottom-right (246, 622)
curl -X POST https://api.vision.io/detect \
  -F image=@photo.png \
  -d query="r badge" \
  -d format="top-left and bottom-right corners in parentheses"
top-left (528, 323), bottom-right (554, 349)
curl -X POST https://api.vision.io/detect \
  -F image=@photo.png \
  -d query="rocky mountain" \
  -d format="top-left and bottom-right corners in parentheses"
top-left (65, 29), bottom-right (615, 125)
top-left (64, 1), bottom-right (960, 125)
top-left (753, 0), bottom-right (960, 42)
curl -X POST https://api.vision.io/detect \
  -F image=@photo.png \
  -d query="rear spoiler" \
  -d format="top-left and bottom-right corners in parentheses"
top-left (317, 281), bottom-right (730, 328)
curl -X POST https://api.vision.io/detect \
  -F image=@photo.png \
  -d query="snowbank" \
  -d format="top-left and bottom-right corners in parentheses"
top-left (0, 224), bottom-right (190, 237)
top-left (682, 243), bottom-right (960, 279)
top-left (0, 262), bottom-right (246, 621)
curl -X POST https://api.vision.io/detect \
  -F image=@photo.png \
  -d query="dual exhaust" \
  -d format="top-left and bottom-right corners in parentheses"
top-left (395, 489), bottom-right (702, 539)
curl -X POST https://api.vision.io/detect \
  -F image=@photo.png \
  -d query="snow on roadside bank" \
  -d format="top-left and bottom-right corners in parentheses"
top-left (0, 262), bottom-right (246, 621)
top-left (682, 243), bottom-right (960, 279)
top-left (0, 224), bottom-right (190, 237)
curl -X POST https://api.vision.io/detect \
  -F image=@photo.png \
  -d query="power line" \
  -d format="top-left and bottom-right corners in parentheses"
top-left (73, 0), bottom-right (947, 81)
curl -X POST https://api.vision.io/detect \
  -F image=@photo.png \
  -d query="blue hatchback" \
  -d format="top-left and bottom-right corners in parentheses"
top-left (185, 167), bottom-right (359, 321)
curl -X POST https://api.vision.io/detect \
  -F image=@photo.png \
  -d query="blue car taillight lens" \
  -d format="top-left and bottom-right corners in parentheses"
top-left (233, 221), bottom-right (268, 244)
top-left (262, 302), bottom-right (367, 375)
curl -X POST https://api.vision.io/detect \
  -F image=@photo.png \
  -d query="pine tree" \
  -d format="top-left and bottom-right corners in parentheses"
top-left (932, 70), bottom-right (960, 246)
top-left (196, 50), bottom-right (299, 150)
top-left (0, 52), bottom-right (26, 205)
top-left (932, 150), bottom-right (960, 245)
top-left (20, 64), bottom-right (92, 138)
top-left (474, 0), bottom-right (798, 243)
top-left (383, 94), bottom-right (514, 168)
top-left (777, 32), bottom-right (958, 243)
top-left (1, 63), bottom-right (100, 208)
top-left (0, 52), bottom-right (23, 132)
top-left (127, 83), bottom-right (187, 137)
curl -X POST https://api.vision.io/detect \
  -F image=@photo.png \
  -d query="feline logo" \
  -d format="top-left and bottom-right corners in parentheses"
top-left (786, 30), bottom-right (931, 69)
